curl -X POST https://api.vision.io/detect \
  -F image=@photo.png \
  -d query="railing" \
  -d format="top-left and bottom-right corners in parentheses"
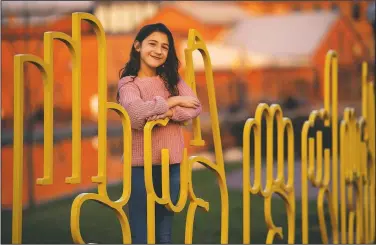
top-left (11, 12), bottom-right (375, 244)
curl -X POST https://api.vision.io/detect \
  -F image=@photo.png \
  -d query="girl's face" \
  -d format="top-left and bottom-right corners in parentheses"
top-left (135, 31), bottom-right (169, 70)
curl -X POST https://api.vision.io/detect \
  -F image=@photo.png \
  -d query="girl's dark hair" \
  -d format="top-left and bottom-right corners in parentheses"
top-left (117, 23), bottom-right (180, 102)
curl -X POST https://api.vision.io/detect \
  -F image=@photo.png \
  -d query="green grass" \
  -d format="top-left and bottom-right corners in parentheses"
top-left (2, 163), bottom-right (326, 244)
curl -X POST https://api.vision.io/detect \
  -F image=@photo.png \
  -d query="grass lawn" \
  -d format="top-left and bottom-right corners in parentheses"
top-left (2, 163), bottom-right (326, 244)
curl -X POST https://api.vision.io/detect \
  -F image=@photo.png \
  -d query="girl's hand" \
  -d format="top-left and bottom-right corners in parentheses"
top-left (147, 109), bottom-right (173, 121)
top-left (176, 96), bottom-right (200, 108)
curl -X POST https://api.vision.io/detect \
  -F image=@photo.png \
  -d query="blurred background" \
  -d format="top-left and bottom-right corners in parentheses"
top-left (1, 1), bottom-right (375, 243)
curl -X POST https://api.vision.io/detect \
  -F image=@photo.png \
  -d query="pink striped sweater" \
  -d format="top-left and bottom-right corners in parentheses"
top-left (118, 75), bottom-right (202, 166)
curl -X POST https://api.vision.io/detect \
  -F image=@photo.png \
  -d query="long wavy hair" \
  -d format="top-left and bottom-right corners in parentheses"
top-left (117, 23), bottom-right (180, 102)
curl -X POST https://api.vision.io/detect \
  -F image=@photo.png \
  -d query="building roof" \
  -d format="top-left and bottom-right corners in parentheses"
top-left (222, 11), bottom-right (339, 60)
top-left (180, 41), bottom-right (242, 71)
top-left (179, 41), bottom-right (311, 71)
top-left (180, 11), bottom-right (342, 70)
top-left (2, 1), bottom-right (95, 25)
top-left (2, 1), bottom-right (95, 37)
top-left (163, 1), bottom-right (250, 25)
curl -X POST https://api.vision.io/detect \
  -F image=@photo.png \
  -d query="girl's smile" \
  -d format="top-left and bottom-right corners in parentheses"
top-left (150, 55), bottom-right (162, 60)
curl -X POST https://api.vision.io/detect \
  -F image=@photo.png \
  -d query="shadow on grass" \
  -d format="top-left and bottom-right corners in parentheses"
top-left (2, 164), bottom-right (326, 244)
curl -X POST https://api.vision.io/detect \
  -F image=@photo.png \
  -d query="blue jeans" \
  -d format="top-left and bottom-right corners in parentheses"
top-left (127, 164), bottom-right (180, 244)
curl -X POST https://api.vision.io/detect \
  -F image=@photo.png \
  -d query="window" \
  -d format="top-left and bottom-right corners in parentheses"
top-left (331, 3), bottom-right (339, 12)
top-left (338, 30), bottom-right (344, 54)
top-left (292, 4), bottom-right (301, 12)
top-left (313, 4), bottom-right (322, 12)
top-left (352, 2), bottom-right (361, 21)
top-left (95, 2), bottom-right (160, 33)
top-left (108, 83), bottom-right (118, 102)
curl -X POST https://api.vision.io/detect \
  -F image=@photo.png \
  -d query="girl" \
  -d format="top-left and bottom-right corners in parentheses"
top-left (117, 23), bottom-right (202, 244)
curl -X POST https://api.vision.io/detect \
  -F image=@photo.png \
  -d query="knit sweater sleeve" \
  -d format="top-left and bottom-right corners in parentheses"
top-left (170, 79), bottom-right (202, 122)
top-left (118, 77), bottom-right (169, 130)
